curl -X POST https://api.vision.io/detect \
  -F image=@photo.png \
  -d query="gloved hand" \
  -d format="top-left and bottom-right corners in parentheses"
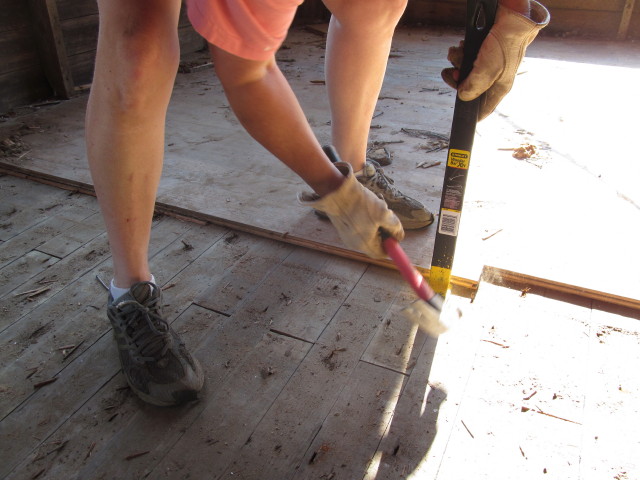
top-left (441, 0), bottom-right (550, 120)
top-left (298, 162), bottom-right (404, 259)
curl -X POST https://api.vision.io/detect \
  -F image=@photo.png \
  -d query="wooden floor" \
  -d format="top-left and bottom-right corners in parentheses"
top-left (2, 26), bottom-right (639, 305)
top-left (1, 174), bottom-right (639, 480)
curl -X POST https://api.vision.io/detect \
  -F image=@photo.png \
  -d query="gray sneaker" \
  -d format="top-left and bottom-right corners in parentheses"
top-left (107, 281), bottom-right (204, 406)
top-left (356, 160), bottom-right (434, 230)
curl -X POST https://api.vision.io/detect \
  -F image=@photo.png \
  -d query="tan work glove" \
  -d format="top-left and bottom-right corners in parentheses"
top-left (442, 0), bottom-right (550, 120)
top-left (298, 162), bottom-right (404, 259)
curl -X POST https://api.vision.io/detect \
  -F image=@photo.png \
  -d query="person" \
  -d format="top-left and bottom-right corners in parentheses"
top-left (319, 0), bottom-right (548, 230)
top-left (85, 0), bottom-right (548, 407)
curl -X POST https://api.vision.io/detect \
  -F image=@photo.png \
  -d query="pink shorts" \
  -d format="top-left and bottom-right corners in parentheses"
top-left (187, 0), bottom-right (303, 61)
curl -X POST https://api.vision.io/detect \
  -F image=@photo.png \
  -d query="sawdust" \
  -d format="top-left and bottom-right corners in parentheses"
top-left (512, 143), bottom-right (538, 160)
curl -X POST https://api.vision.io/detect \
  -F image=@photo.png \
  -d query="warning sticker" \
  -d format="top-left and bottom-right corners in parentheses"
top-left (447, 149), bottom-right (470, 169)
top-left (438, 208), bottom-right (461, 237)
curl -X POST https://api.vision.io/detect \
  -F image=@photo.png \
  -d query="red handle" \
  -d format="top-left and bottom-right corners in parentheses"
top-left (382, 237), bottom-right (437, 303)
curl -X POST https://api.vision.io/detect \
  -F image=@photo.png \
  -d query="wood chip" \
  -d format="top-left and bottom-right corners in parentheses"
top-left (481, 229), bottom-right (503, 241)
top-left (481, 339), bottom-right (509, 348)
top-left (461, 420), bottom-right (474, 438)
top-left (14, 285), bottom-right (51, 300)
top-left (125, 451), bottom-right (150, 461)
top-left (416, 161), bottom-right (442, 169)
top-left (85, 442), bottom-right (96, 459)
top-left (33, 377), bottom-right (58, 389)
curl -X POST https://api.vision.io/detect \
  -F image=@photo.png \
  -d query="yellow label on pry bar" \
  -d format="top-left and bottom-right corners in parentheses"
top-left (429, 266), bottom-right (452, 296)
top-left (447, 149), bottom-right (470, 169)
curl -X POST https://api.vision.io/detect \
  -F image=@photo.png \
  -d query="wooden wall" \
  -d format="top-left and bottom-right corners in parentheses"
top-left (1, 0), bottom-right (638, 116)
top-left (0, 0), bottom-right (205, 115)
top-left (402, 0), bottom-right (640, 38)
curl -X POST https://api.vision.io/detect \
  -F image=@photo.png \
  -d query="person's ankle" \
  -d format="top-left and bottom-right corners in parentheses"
top-left (110, 274), bottom-right (156, 300)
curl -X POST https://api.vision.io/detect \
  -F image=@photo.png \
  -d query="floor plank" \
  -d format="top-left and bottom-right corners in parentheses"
top-left (1, 163), bottom-right (639, 480)
top-left (1, 29), bottom-right (639, 306)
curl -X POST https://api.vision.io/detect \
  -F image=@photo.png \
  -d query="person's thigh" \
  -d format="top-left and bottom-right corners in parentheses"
top-left (322, 0), bottom-right (407, 29)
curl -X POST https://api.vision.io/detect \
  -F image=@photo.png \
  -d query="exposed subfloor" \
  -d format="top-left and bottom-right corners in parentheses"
top-left (2, 26), bottom-right (640, 304)
top-left (1, 175), bottom-right (638, 480)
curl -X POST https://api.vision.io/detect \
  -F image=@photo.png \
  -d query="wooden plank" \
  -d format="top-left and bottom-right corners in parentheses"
top-left (258, 248), bottom-right (369, 343)
top-left (0, 25), bottom-right (42, 75)
top-left (56, 0), bottom-right (99, 21)
top-left (3, 27), bottom-right (639, 311)
top-left (0, 66), bottom-right (51, 116)
top-left (0, 0), bottom-right (31, 33)
top-left (618, 0), bottom-right (637, 39)
top-left (366, 294), bottom-right (481, 479)
top-left (580, 307), bottom-right (640, 480)
top-left (481, 266), bottom-right (640, 311)
top-left (35, 212), bottom-right (105, 258)
top-left (85, 332), bottom-right (309, 480)
top-left (60, 14), bottom-right (98, 57)
top-left (0, 216), bottom-right (237, 476)
top-left (0, 299), bottom-right (229, 479)
top-left (18, 240), bottom-right (312, 478)
top-left (27, 0), bottom-right (74, 98)
top-left (0, 217), bottom-right (215, 420)
top-left (0, 207), bottom-right (94, 271)
top-left (2, 304), bottom-right (225, 480)
top-left (0, 250), bottom-right (59, 298)
top-left (294, 361), bottom-right (407, 480)
top-left (435, 283), bottom-right (590, 480)
top-left (0, 183), bottom-right (71, 242)
top-left (192, 232), bottom-right (295, 316)
top-left (0, 232), bottom-right (110, 333)
top-left (211, 267), bottom-right (403, 480)
top-left (360, 279), bottom-right (430, 375)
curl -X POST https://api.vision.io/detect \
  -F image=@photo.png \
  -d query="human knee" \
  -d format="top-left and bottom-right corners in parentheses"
top-left (325, 0), bottom-right (407, 33)
top-left (97, 33), bottom-right (180, 113)
top-left (211, 46), bottom-right (276, 90)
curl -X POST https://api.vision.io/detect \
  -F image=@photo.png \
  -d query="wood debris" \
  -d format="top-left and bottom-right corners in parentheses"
top-left (461, 420), bottom-right (474, 438)
top-left (59, 340), bottom-right (84, 360)
top-left (481, 229), bottom-right (503, 241)
top-left (14, 285), bottom-right (51, 301)
top-left (401, 128), bottom-right (449, 141)
top-left (34, 440), bottom-right (68, 461)
top-left (125, 451), bottom-right (150, 461)
top-left (499, 143), bottom-right (539, 160)
top-left (33, 377), bottom-right (58, 389)
top-left (521, 405), bottom-right (581, 424)
top-left (85, 442), bottom-right (96, 459)
top-left (513, 143), bottom-right (538, 159)
top-left (367, 146), bottom-right (392, 166)
top-left (416, 160), bottom-right (441, 169)
top-left (481, 339), bottom-right (509, 348)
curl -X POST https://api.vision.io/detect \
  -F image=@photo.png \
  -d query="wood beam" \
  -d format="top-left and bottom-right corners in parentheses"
top-left (28, 0), bottom-right (74, 99)
top-left (618, 0), bottom-right (637, 40)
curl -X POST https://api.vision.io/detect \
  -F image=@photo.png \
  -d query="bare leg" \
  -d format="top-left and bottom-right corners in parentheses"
top-left (322, 0), bottom-right (408, 170)
top-left (210, 46), bottom-right (344, 197)
top-left (85, 0), bottom-right (182, 288)
top-left (319, 0), bottom-right (433, 230)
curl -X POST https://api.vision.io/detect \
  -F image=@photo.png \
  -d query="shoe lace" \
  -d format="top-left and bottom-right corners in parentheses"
top-left (367, 161), bottom-right (403, 199)
top-left (114, 289), bottom-right (171, 364)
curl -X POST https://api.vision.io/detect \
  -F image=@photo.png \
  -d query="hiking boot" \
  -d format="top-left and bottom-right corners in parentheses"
top-left (356, 160), bottom-right (434, 229)
top-left (107, 281), bottom-right (204, 406)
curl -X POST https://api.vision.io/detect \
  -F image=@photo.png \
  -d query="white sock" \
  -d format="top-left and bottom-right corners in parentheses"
top-left (110, 274), bottom-right (156, 301)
